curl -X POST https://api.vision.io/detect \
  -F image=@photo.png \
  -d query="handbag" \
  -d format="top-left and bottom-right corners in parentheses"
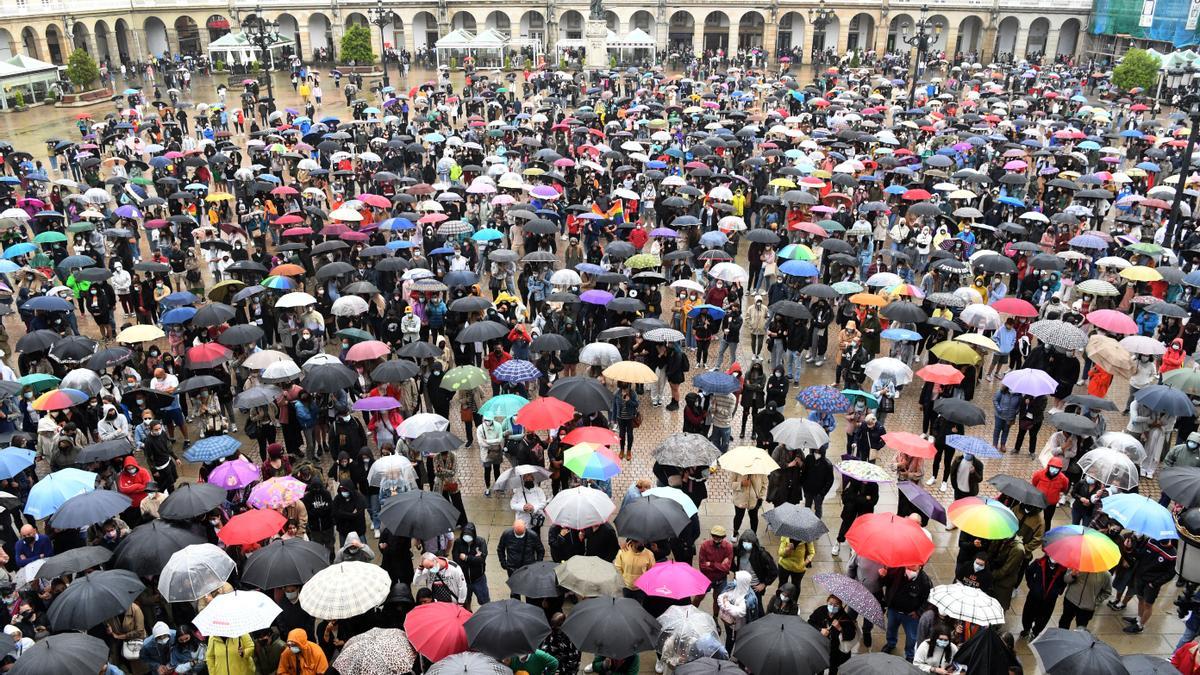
top-left (460, 406), bottom-right (473, 423)
top-left (632, 412), bottom-right (643, 428)
top-left (244, 419), bottom-right (261, 438)
top-left (530, 512), bottom-right (546, 529)
top-left (879, 396), bottom-right (894, 413)
top-left (443, 481), bottom-right (459, 493)
top-left (122, 639), bottom-right (143, 660)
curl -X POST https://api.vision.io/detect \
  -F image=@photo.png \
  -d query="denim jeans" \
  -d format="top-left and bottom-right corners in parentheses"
top-left (715, 339), bottom-right (738, 370)
top-left (711, 426), bottom-right (732, 454)
top-left (465, 575), bottom-right (491, 607)
top-left (771, 341), bottom-right (786, 371)
top-left (993, 419), bottom-right (1013, 448)
top-left (885, 608), bottom-right (920, 660)
top-left (368, 493), bottom-right (381, 532)
top-left (786, 350), bottom-right (803, 382)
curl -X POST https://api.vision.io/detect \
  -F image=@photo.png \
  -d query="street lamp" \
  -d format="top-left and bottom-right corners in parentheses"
top-left (242, 3), bottom-right (279, 112)
top-left (368, 0), bottom-right (398, 88)
top-left (903, 4), bottom-right (942, 108)
top-left (809, 1), bottom-right (833, 60)
top-left (1166, 77), bottom-right (1200, 249)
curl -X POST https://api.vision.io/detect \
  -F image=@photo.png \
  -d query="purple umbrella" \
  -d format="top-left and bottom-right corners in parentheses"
top-left (580, 289), bottom-right (614, 306)
top-left (114, 204), bottom-right (141, 219)
top-left (1000, 368), bottom-right (1057, 397)
top-left (352, 395), bottom-right (403, 412)
top-left (898, 481), bottom-right (948, 525)
top-left (530, 185), bottom-right (559, 200)
top-left (207, 458), bottom-right (261, 490)
top-left (649, 227), bottom-right (679, 238)
top-left (812, 572), bottom-right (885, 626)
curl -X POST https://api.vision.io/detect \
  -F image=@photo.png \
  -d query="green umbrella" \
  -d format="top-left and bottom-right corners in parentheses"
top-left (441, 365), bottom-right (489, 391)
top-left (67, 222), bottom-right (95, 233)
top-left (18, 373), bottom-right (60, 393)
top-left (625, 253), bottom-right (661, 269)
top-left (334, 328), bottom-right (374, 343)
top-left (131, 176), bottom-right (153, 186)
top-left (478, 394), bottom-right (529, 419)
top-left (33, 231), bottom-right (67, 244)
top-left (841, 389), bottom-right (879, 408)
top-left (1164, 367), bottom-right (1200, 396)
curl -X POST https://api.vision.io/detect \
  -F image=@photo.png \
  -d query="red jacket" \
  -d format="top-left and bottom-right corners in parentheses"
top-left (484, 350), bottom-right (511, 383)
top-left (117, 456), bottom-right (151, 508)
top-left (1174, 641), bottom-right (1200, 675)
top-left (1031, 466), bottom-right (1070, 506)
top-left (698, 538), bottom-right (733, 583)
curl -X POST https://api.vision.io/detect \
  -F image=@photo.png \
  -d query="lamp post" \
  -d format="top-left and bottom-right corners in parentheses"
top-left (368, 0), bottom-right (397, 88)
top-left (809, 1), bottom-right (833, 62)
top-left (242, 4), bottom-right (279, 113)
top-left (1165, 85), bottom-right (1200, 250)
top-left (903, 5), bottom-right (941, 108)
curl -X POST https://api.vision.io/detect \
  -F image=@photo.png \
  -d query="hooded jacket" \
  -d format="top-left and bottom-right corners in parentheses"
top-left (1162, 337), bottom-right (1187, 373)
top-left (117, 456), bottom-right (151, 508)
top-left (1166, 432), bottom-right (1200, 469)
top-left (331, 479), bottom-right (366, 537)
top-left (717, 570), bottom-right (759, 629)
top-left (276, 628), bottom-right (328, 675)
top-left (734, 530), bottom-right (778, 587)
top-left (450, 523), bottom-right (488, 582)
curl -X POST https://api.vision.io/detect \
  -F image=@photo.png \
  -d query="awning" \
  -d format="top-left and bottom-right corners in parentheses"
top-left (207, 18), bottom-right (231, 30)
top-left (435, 29), bottom-right (476, 49)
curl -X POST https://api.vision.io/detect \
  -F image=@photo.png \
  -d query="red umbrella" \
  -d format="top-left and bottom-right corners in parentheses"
top-left (882, 431), bottom-right (936, 459)
top-left (186, 343), bottom-right (232, 369)
top-left (991, 297), bottom-right (1037, 318)
top-left (217, 509), bottom-right (286, 546)
top-left (404, 601), bottom-right (472, 660)
top-left (845, 513), bottom-right (935, 567)
top-left (562, 426), bottom-right (620, 446)
top-left (345, 340), bottom-right (391, 362)
top-left (915, 364), bottom-right (964, 385)
top-left (515, 397), bottom-right (576, 431)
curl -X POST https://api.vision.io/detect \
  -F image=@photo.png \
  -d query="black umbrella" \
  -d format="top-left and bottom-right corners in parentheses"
top-left (177, 375), bottom-right (224, 394)
top-left (1121, 654), bottom-right (1177, 674)
top-left (973, 255), bottom-right (1017, 274)
top-left (1134, 384), bottom-right (1195, 417)
top-left (49, 489), bottom-right (131, 529)
top-left (456, 320), bottom-right (510, 343)
top-left (159, 482), bottom-right (227, 520)
top-left (548, 377), bottom-right (614, 415)
top-left (951, 627), bottom-right (1019, 675)
top-left (86, 346), bottom-right (133, 369)
top-left (449, 296), bottom-right (493, 313)
top-left (745, 229), bottom-right (781, 244)
top-left (411, 430), bottom-right (465, 456)
top-left (933, 398), bottom-right (986, 426)
top-left (398, 341), bottom-right (442, 359)
top-left (48, 335), bottom-right (98, 362)
top-left (16, 329), bottom-right (62, 353)
top-left (464, 599), bottom-right (552, 659)
top-left (763, 503), bottom-right (828, 542)
top-left (1159, 467), bottom-right (1200, 508)
top-left (9, 633), bottom-right (104, 675)
top-left (242, 538), bottom-right (331, 589)
top-left (530, 333), bottom-right (573, 352)
top-left (614, 496), bottom-right (689, 540)
top-left (371, 359), bottom-right (421, 383)
top-left (819, 239), bottom-right (854, 255)
top-left (1031, 628), bottom-right (1125, 675)
top-left (36, 545), bottom-right (112, 579)
top-left (561, 596), bottom-right (660, 659)
top-left (731, 614), bottom-right (829, 675)
top-left (880, 301), bottom-right (928, 324)
top-left (800, 283), bottom-right (838, 299)
top-left (217, 323), bottom-right (265, 346)
top-left (1062, 394), bottom-right (1119, 412)
top-left (1047, 412), bottom-right (1099, 436)
top-left (301, 363), bottom-right (358, 394)
top-left (379, 490), bottom-right (461, 540)
top-left (74, 437), bottom-right (134, 465)
top-left (839, 653), bottom-right (921, 675)
top-left (988, 474), bottom-right (1049, 508)
top-left (505, 561), bottom-right (560, 598)
top-left (113, 521), bottom-right (206, 577)
top-left (676, 658), bottom-right (748, 675)
top-left (317, 261), bottom-right (355, 280)
top-left (121, 387), bottom-right (176, 411)
top-left (46, 569), bottom-right (144, 631)
top-left (192, 302), bottom-right (236, 327)
top-left (769, 301), bottom-right (812, 320)
top-left (608, 297), bottom-right (645, 313)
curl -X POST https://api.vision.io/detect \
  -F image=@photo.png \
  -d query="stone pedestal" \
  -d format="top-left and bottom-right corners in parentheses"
top-left (584, 19), bottom-right (608, 69)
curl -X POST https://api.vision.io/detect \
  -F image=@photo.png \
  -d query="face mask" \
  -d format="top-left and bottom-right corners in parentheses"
top-left (1190, 442), bottom-right (1198, 450)
top-left (290, 646), bottom-right (301, 654)
top-left (462, 535), bottom-right (474, 543)
top-left (905, 570), bottom-right (918, 580)
top-left (23, 392), bottom-right (31, 399)
top-left (151, 429), bottom-right (162, 436)
top-left (108, 413), bottom-right (118, 421)
top-left (340, 491), bottom-right (350, 498)
top-left (741, 541), bottom-right (752, 551)
top-left (285, 591), bottom-right (299, 601)
top-left (158, 637), bottom-right (171, 645)
top-left (1048, 468), bottom-right (1060, 477)
top-left (342, 415), bottom-right (351, 422)
top-left (936, 639), bottom-right (950, 648)
top-left (1085, 477), bottom-right (1095, 485)
top-left (827, 604), bottom-right (839, 614)
top-left (523, 481), bottom-right (535, 489)
top-left (973, 562), bottom-right (985, 572)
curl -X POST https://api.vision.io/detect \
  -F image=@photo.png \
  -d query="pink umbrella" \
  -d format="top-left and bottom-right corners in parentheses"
top-left (208, 458), bottom-right (262, 490)
top-left (357, 193), bottom-right (391, 208)
top-left (346, 340), bottom-right (391, 362)
top-left (491, 195), bottom-right (516, 206)
top-left (248, 476), bottom-right (307, 509)
top-left (353, 395), bottom-right (402, 412)
top-left (1086, 308), bottom-right (1138, 335)
top-left (1003, 160), bottom-right (1027, 171)
top-left (322, 223), bottom-right (351, 236)
top-left (634, 562), bottom-right (712, 599)
top-left (282, 227), bottom-right (314, 237)
top-left (340, 231), bottom-right (369, 242)
top-left (1001, 368), bottom-right (1058, 396)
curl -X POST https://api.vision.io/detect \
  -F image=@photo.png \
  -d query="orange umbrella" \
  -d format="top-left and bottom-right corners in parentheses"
top-left (915, 363), bottom-right (964, 385)
top-left (849, 293), bottom-right (888, 307)
top-left (882, 431), bottom-right (937, 458)
top-left (270, 263), bottom-right (306, 277)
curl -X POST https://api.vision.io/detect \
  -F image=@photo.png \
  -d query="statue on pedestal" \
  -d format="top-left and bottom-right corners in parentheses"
top-left (589, 0), bottom-right (604, 21)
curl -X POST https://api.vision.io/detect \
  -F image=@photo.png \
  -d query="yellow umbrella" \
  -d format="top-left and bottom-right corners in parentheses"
top-left (207, 279), bottom-right (246, 302)
top-left (116, 324), bottom-right (166, 343)
top-left (523, 167), bottom-right (545, 176)
top-left (849, 293), bottom-right (888, 308)
top-left (718, 446), bottom-right (780, 475)
top-left (811, 169), bottom-right (832, 179)
top-left (955, 333), bottom-right (999, 352)
top-left (602, 360), bottom-right (658, 384)
top-left (205, 192), bottom-right (235, 202)
top-left (930, 340), bottom-right (981, 365)
top-left (769, 177), bottom-right (797, 189)
top-left (1120, 265), bottom-right (1163, 282)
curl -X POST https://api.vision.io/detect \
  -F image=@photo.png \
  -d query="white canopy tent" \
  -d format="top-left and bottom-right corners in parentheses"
top-left (436, 28), bottom-right (543, 68)
top-left (0, 55), bottom-right (62, 109)
top-left (207, 31), bottom-right (294, 69)
top-left (554, 29), bottom-right (655, 66)
top-left (435, 28), bottom-right (476, 67)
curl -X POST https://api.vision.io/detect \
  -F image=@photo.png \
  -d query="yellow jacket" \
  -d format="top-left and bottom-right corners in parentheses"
top-left (206, 634), bottom-right (256, 675)
top-left (777, 537), bottom-right (816, 573)
top-left (614, 547), bottom-right (656, 589)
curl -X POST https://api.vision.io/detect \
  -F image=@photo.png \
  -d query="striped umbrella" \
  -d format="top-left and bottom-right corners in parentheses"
top-left (493, 359), bottom-right (542, 383)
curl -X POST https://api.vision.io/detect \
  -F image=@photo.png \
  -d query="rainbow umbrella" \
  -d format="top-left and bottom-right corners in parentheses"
top-left (1044, 525), bottom-right (1122, 572)
top-left (563, 443), bottom-right (621, 480)
top-left (248, 476), bottom-right (307, 509)
top-left (31, 388), bottom-right (89, 411)
top-left (947, 496), bottom-right (1019, 539)
top-left (260, 275), bottom-right (297, 290)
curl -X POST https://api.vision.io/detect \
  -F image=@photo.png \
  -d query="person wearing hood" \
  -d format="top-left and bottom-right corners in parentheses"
top-left (766, 582), bottom-right (799, 615)
top-left (98, 403), bottom-right (131, 442)
top-left (412, 550), bottom-right (469, 605)
top-left (1166, 431), bottom-right (1200, 475)
top-left (1163, 337), bottom-right (1187, 373)
top-left (451, 522), bottom-right (489, 608)
top-left (143, 419), bottom-right (179, 493)
top-left (808, 593), bottom-right (857, 673)
top-left (333, 531), bottom-right (375, 563)
top-left (277, 628), bottom-right (328, 675)
top-left (733, 529), bottom-right (777, 601)
top-left (117, 456), bottom-right (151, 525)
top-left (1020, 554), bottom-right (1068, 641)
top-left (717, 570), bottom-right (761, 653)
top-left (331, 479), bottom-right (366, 546)
top-left (1032, 456), bottom-right (1070, 528)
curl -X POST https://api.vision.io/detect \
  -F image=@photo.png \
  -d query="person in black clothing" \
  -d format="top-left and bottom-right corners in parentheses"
top-left (330, 407), bottom-right (369, 458)
top-left (834, 476), bottom-right (877, 556)
top-left (274, 584), bottom-right (314, 637)
top-left (142, 420), bottom-right (178, 492)
top-left (331, 479), bottom-right (367, 547)
top-left (954, 551), bottom-right (994, 594)
top-left (583, 522), bottom-right (620, 562)
top-left (1020, 554), bottom-right (1067, 640)
top-left (497, 520), bottom-right (544, 597)
top-left (297, 464), bottom-right (335, 555)
top-left (451, 523), bottom-right (489, 609)
top-left (882, 565), bottom-right (933, 660)
top-left (801, 447), bottom-right (835, 517)
top-left (753, 401), bottom-right (784, 450)
top-left (808, 594), bottom-right (857, 673)
top-left (768, 445), bottom-right (804, 507)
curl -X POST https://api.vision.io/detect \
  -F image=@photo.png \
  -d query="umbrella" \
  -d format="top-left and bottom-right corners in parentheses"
top-left (1047, 412), bottom-right (1099, 436)
top-left (811, 572), bottom-right (885, 626)
top-left (208, 458), bottom-right (262, 490)
top-left (490, 464), bottom-right (552, 492)
top-left (1100, 493), bottom-right (1177, 539)
top-left (193, 589), bottom-right (282, 638)
top-left (334, 628), bottom-right (419, 675)
top-left (839, 653), bottom-right (921, 675)
top-left (676, 659), bottom-right (747, 675)
top-left (219, 509), bottom-right (286, 546)
top-left (555, 556), bottom-right (626, 597)
top-left (764, 503), bottom-right (828, 542)
top-left (616, 495), bottom-right (690, 541)
top-left (465, 599), bottom-right (551, 659)
top-left (380, 490), bottom-right (461, 539)
top-left (948, 497), bottom-right (1019, 539)
top-left (158, 543), bottom-right (236, 602)
top-left (731, 614), bottom-right (830, 675)
top-left (845, 513), bottom-right (934, 567)
top-left (1044, 525), bottom-right (1122, 572)
top-left (36, 546), bottom-right (112, 579)
top-left (928, 583), bottom-right (1006, 625)
top-left (0, 447), bottom-right (36, 480)
top-left (933, 399), bottom-right (986, 426)
top-left (1134, 383), bottom-right (1196, 416)
top-left (953, 628), bottom-right (1019, 675)
top-left (1121, 654), bottom-right (1177, 674)
top-left (1030, 319), bottom-right (1089, 350)
top-left (603, 360), bottom-right (658, 384)
top-left (1031, 628), bottom-right (1125, 675)
top-left (883, 431), bottom-right (937, 459)
top-left (796, 385), bottom-right (850, 413)
top-left (653, 433), bottom-right (722, 466)
top-left (694, 371), bottom-right (740, 393)
top-left (505, 561), bottom-right (561, 598)
top-left (770, 419), bottom-right (831, 450)
top-left (836, 460), bottom-right (895, 483)
top-left (1161, 466), bottom-right (1200, 507)
top-left (248, 476), bottom-right (307, 508)
top-left (397, 413), bottom-right (451, 438)
top-left (46, 569), bottom-right (143, 631)
top-left (242, 538), bottom-right (330, 589)
top-left (545, 486), bottom-right (615, 529)
top-left (864, 357), bottom-right (914, 385)
top-left (9, 633), bottom-right (107, 675)
top-left (75, 437), bottom-right (134, 464)
top-left (898, 482), bottom-right (948, 524)
top-left (159, 482), bottom-right (227, 520)
top-left (427, 652), bottom-right (510, 675)
top-left (1001, 368), bottom-right (1058, 396)
top-left (988, 474), bottom-right (1048, 507)
top-left (634, 561), bottom-right (713, 599)
top-left (563, 596), bottom-right (660, 659)
top-left (515, 397), bottom-right (576, 431)
top-left (945, 435), bottom-right (1002, 459)
top-left (1078, 447), bottom-right (1140, 490)
top-left (300, 560), bottom-right (391, 619)
top-left (113, 520), bottom-right (207, 577)
top-left (183, 434), bottom-right (241, 463)
top-left (48, 488), bottom-right (130, 530)
top-left (405, 602), bottom-right (472, 661)
top-left (24, 468), bottom-right (96, 519)
top-left (718, 446), bottom-right (780, 474)
top-left (548, 377), bottom-right (614, 415)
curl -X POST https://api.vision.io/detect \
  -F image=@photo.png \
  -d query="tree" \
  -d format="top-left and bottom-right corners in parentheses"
top-left (66, 48), bottom-right (101, 90)
top-left (340, 25), bottom-right (375, 65)
top-left (1113, 48), bottom-right (1161, 93)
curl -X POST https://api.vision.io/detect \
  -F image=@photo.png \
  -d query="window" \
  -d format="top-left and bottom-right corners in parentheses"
top-left (1139, 0), bottom-right (1155, 28)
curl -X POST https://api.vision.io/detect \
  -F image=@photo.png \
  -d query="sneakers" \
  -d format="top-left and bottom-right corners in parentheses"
top-left (484, 489), bottom-right (492, 497)
top-left (924, 477), bottom-right (936, 486)
top-left (585, 665), bottom-right (594, 673)
top-left (986, 374), bottom-right (994, 382)
top-left (831, 543), bottom-right (840, 556)
top-left (1107, 601), bottom-right (1126, 611)
top-left (373, 528), bottom-right (380, 539)
top-left (655, 661), bottom-right (664, 674)
top-left (1123, 623), bottom-right (1144, 633)
top-left (940, 481), bottom-right (948, 493)
top-left (666, 400), bottom-right (679, 411)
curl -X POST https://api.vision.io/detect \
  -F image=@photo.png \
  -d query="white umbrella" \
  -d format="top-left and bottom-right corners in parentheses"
top-left (261, 359), bottom-right (302, 383)
top-left (1097, 431), bottom-right (1148, 463)
top-left (329, 207), bottom-right (363, 222)
top-left (929, 583), bottom-right (1005, 625)
top-left (865, 272), bottom-right (904, 288)
top-left (331, 295), bottom-right (369, 316)
top-left (1119, 335), bottom-right (1167, 355)
top-left (397, 413), bottom-right (450, 438)
top-left (242, 349), bottom-right (291, 369)
top-left (669, 279), bottom-right (705, 294)
top-left (492, 464), bottom-right (552, 492)
top-left (158, 544), bottom-right (236, 603)
top-left (550, 269), bottom-right (582, 286)
top-left (770, 418), bottom-right (831, 450)
top-left (275, 292), bottom-right (318, 309)
top-left (83, 187), bottom-right (111, 204)
top-left (579, 342), bottom-right (622, 367)
top-left (193, 590), bottom-right (281, 637)
top-left (1079, 447), bottom-right (1140, 490)
top-left (960, 303), bottom-right (1001, 330)
top-left (707, 262), bottom-right (748, 283)
top-left (863, 357), bottom-right (913, 385)
top-left (299, 561), bottom-right (391, 620)
top-left (545, 487), bottom-right (615, 529)
top-left (367, 455), bottom-right (418, 488)
top-left (0, 208), bottom-right (28, 220)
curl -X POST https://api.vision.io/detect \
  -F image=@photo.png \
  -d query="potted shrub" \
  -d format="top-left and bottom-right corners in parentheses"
top-left (449, 56), bottom-right (458, 70)
top-left (12, 89), bottom-right (26, 111)
top-left (66, 48), bottom-right (100, 93)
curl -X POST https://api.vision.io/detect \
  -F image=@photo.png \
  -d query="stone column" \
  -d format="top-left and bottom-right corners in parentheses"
top-left (728, 23), bottom-right (739, 54)
top-left (763, 21), bottom-right (778, 61)
top-left (939, 25), bottom-right (957, 60)
top-left (1012, 26), bottom-right (1029, 61)
top-left (692, 22), bottom-right (703, 57)
top-left (656, 19), bottom-right (668, 53)
top-left (875, 13), bottom-right (888, 53)
top-left (835, 16), bottom-right (850, 58)
top-left (103, 30), bottom-right (120, 64)
top-left (1045, 27), bottom-right (1060, 60)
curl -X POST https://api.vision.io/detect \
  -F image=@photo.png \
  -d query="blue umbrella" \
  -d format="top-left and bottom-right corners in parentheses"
top-left (0, 260), bottom-right (18, 273)
top-left (386, 240), bottom-right (414, 250)
top-left (997, 196), bottom-right (1025, 208)
top-left (429, 247), bottom-right (454, 256)
top-left (1136, 161), bottom-right (1161, 172)
top-left (21, 296), bottom-right (74, 313)
top-left (699, 231), bottom-right (727, 247)
top-left (688, 304), bottom-right (726, 320)
top-left (1101, 493), bottom-right (1177, 539)
top-left (493, 359), bottom-right (542, 383)
top-left (472, 228), bottom-right (504, 242)
top-left (161, 291), bottom-right (199, 307)
top-left (1119, 129), bottom-right (1144, 138)
top-left (381, 217), bottom-right (415, 231)
top-left (1134, 384), bottom-right (1195, 417)
top-left (160, 306), bottom-right (198, 325)
top-left (444, 271), bottom-right (479, 287)
top-left (576, 263), bottom-right (606, 275)
top-left (694, 371), bottom-right (740, 394)
top-left (149, 157), bottom-right (171, 169)
top-left (881, 328), bottom-right (922, 341)
top-left (1068, 234), bottom-right (1107, 250)
top-left (779, 260), bottom-right (820, 277)
top-left (3, 243), bottom-right (37, 259)
top-left (884, 185), bottom-right (907, 195)
top-left (0, 448), bottom-right (35, 480)
top-left (945, 434), bottom-right (1002, 459)
top-left (24, 468), bottom-right (97, 519)
top-left (182, 434), bottom-right (241, 463)
top-left (121, 88), bottom-right (139, 95)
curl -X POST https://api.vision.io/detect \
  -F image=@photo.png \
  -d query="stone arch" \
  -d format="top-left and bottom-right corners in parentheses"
top-left (703, 11), bottom-right (729, 53)
top-left (777, 12), bottom-right (805, 53)
top-left (206, 14), bottom-right (231, 43)
top-left (926, 14), bottom-right (949, 52)
top-left (144, 17), bottom-right (168, 58)
top-left (887, 14), bottom-right (914, 52)
top-left (71, 22), bottom-right (90, 53)
top-left (956, 16), bottom-right (984, 57)
top-left (20, 26), bottom-right (40, 60)
top-left (813, 13), bottom-right (838, 54)
top-left (307, 13), bottom-right (332, 58)
top-left (846, 12), bottom-right (874, 52)
top-left (0, 29), bottom-right (13, 60)
top-left (519, 10), bottom-right (546, 43)
top-left (995, 16), bottom-right (1020, 60)
top-left (668, 11), bottom-right (695, 52)
top-left (345, 12), bottom-right (369, 29)
top-left (275, 14), bottom-right (300, 58)
top-left (1026, 17), bottom-right (1049, 58)
top-left (630, 10), bottom-right (655, 36)
top-left (174, 16), bottom-right (200, 56)
top-left (738, 12), bottom-right (764, 50)
top-left (604, 11), bottom-right (620, 33)
top-left (44, 24), bottom-right (66, 64)
top-left (93, 21), bottom-right (111, 62)
top-left (560, 10), bottom-right (584, 41)
top-left (1056, 18), bottom-right (1081, 57)
top-left (412, 11), bottom-right (437, 50)
top-left (451, 12), bottom-right (477, 33)
top-left (486, 11), bottom-right (512, 34)
top-left (114, 19), bottom-right (132, 61)
top-left (382, 15), bottom-right (404, 51)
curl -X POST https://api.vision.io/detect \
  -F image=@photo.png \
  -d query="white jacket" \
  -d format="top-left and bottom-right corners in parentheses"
top-left (411, 558), bottom-right (468, 604)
